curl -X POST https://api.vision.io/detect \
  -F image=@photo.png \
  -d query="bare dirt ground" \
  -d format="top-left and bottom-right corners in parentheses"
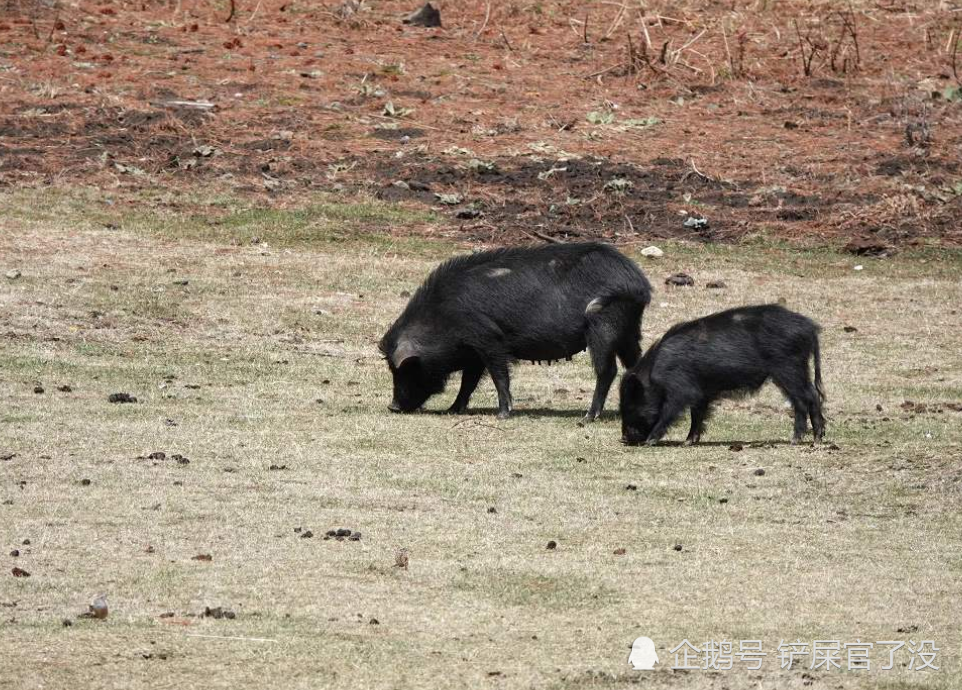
top-left (2, 0), bottom-right (962, 247)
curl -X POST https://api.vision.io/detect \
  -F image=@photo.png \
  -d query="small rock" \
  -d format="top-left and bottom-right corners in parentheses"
top-left (10, 550), bottom-right (19, 557)
top-left (325, 529), bottom-right (337, 537)
top-left (399, 290), bottom-right (411, 298)
top-left (613, 548), bottom-right (626, 555)
top-left (22, 539), bottom-right (30, 545)
top-left (172, 454), bottom-right (189, 465)
top-left (546, 540), bottom-right (557, 550)
top-left (705, 280), bottom-right (727, 289)
top-left (729, 443), bottom-right (743, 452)
top-left (6, 269), bottom-right (22, 280)
top-left (682, 216), bottom-right (708, 230)
top-left (673, 544), bottom-right (683, 552)
top-left (335, 528), bottom-right (352, 537)
top-left (191, 554), bottom-right (212, 561)
top-left (108, 393), bottom-right (137, 404)
top-left (665, 273), bottom-right (695, 287)
top-left (718, 497), bottom-right (729, 504)
top-left (369, 617), bottom-right (380, 625)
top-left (625, 484), bottom-right (638, 491)
top-left (268, 464), bottom-right (288, 471)
top-left (843, 325), bottom-right (858, 333)
top-left (80, 478), bottom-right (91, 486)
top-left (57, 385), bottom-right (72, 392)
top-left (487, 506), bottom-right (497, 513)
top-left (62, 618), bottom-right (73, 627)
top-left (300, 530), bottom-right (314, 539)
top-left (11, 567), bottom-right (30, 577)
top-left (754, 468), bottom-right (766, 476)
top-left (403, 2), bottom-right (441, 27)
top-left (33, 386), bottom-right (44, 394)
top-left (348, 532), bottom-right (361, 541)
top-left (640, 246), bottom-right (664, 258)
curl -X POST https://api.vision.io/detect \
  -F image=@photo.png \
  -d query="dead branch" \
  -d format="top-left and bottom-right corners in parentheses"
top-left (475, 1), bottom-right (491, 40)
top-left (225, 0), bottom-right (235, 22)
top-left (500, 25), bottom-right (513, 52)
top-left (953, 21), bottom-right (962, 86)
top-left (521, 228), bottom-right (565, 244)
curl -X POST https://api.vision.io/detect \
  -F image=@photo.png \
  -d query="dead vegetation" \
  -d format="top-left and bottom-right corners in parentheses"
top-left (1, 1), bottom-right (961, 246)
top-left (1, 191), bottom-right (961, 687)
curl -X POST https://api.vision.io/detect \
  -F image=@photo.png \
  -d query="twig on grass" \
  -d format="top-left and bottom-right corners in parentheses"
top-left (450, 418), bottom-right (506, 432)
top-left (246, 0), bottom-right (263, 24)
top-left (475, 1), bottom-right (491, 40)
top-left (224, 0), bottom-right (235, 23)
top-left (500, 25), bottom-right (513, 51)
top-left (603, 3), bottom-right (627, 41)
top-left (681, 158), bottom-right (715, 184)
top-left (952, 21), bottom-right (962, 86)
top-left (521, 228), bottom-right (565, 244)
top-left (184, 633), bottom-right (278, 643)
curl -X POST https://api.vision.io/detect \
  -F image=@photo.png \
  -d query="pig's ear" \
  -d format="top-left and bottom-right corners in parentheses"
top-left (623, 371), bottom-right (648, 397)
top-left (391, 338), bottom-right (420, 368)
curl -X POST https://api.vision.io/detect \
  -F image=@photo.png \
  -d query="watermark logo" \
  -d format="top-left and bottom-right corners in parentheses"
top-left (627, 639), bottom-right (940, 672)
top-left (628, 637), bottom-right (659, 670)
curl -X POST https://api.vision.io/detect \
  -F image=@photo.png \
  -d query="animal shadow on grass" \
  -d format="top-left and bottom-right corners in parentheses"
top-left (623, 439), bottom-right (796, 448)
top-left (428, 407), bottom-right (603, 420)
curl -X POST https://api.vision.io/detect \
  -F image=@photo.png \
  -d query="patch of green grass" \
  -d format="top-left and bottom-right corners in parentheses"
top-left (455, 570), bottom-right (619, 610)
top-left (1, 186), bottom-right (446, 254)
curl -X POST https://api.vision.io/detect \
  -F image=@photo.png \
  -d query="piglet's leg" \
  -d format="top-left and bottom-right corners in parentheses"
top-left (645, 397), bottom-right (687, 446)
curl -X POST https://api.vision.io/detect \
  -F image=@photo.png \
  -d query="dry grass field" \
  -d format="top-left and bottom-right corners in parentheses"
top-left (2, 188), bottom-right (961, 689)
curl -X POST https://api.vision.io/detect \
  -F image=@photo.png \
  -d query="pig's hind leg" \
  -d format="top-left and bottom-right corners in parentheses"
top-left (584, 301), bottom-right (638, 422)
top-left (584, 331), bottom-right (618, 423)
top-left (685, 401), bottom-right (711, 445)
top-left (772, 366), bottom-right (817, 444)
top-left (481, 355), bottom-right (513, 419)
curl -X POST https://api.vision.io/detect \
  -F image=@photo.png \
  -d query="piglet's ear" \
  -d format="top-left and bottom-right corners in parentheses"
top-left (391, 338), bottom-right (420, 368)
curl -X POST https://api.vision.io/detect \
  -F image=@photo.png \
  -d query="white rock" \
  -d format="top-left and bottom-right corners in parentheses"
top-left (854, 265), bottom-right (864, 271)
top-left (640, 246), bottom-right (664, 258)
top-left (5, 269), bottom-right (21, 280)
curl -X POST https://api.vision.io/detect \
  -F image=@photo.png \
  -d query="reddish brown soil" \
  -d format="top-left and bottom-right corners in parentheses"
top-left (1, 0), bottom-right (961, 247)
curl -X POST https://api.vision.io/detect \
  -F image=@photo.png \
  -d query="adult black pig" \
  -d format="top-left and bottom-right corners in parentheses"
top-left (379, 242), bottom-right (652, 421)
top-left (620, 304), bottom-right (825, 445)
